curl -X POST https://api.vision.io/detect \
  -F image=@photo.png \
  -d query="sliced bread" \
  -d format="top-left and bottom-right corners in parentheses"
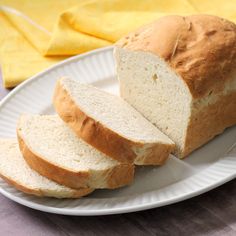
top-left (0, 139), bottom-right (93, 198)
top-left (114, 15), bottom-right (236, 158)
top-left (17, 115), bottom-right (134, 189)
top-left (53, 77), bottom-right (175, 165)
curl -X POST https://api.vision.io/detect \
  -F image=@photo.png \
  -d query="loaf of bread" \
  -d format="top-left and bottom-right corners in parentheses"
top-left (0, 139), bottom-right (93, 198)
top-left (53, 77), bottom-right (175, 165)
top-left (17, 115), bottom-right (134, 189)
top-left (114, 14), bottom-right (236, 158)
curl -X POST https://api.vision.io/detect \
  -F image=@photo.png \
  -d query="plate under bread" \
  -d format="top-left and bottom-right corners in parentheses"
top-left (0, 46), bottom-right (235, 216)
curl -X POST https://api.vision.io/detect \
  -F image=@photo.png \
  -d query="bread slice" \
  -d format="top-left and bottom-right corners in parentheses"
top-left (53, 77), bottom-right (175, 165)
top-left (0, 139), bottom-right (93, 198)
top-left (17, 115), bottom-right (134, 189)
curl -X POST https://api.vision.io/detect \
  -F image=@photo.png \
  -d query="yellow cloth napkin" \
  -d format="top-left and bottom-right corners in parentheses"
top-left (0, 0), bottom-right (235, 87)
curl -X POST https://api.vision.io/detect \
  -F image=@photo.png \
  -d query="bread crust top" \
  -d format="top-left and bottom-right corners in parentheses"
top-left (116, 15), bottom-right (236, 98)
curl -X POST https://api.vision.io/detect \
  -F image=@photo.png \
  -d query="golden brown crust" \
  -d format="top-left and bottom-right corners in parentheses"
top-left (0, 171), bottom-right (93, 198)
top-left (106, 164), bottom-right (134, 188)
top-left (135, 143), bottom-right (175, 165)
top-left (53, 79), bottom-right (174, 165)
top-left (17, 128), bottom-right (134, 189)
top-left (181, 91), bottom-right (236, 158)
top-left (116, 14), bottom-right (236, 98)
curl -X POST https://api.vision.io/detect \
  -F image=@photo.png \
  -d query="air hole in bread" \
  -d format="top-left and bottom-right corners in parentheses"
top-left (152, 74), bottom-right (158, 81)
top-left (73, 159), bottom-right (81, 163)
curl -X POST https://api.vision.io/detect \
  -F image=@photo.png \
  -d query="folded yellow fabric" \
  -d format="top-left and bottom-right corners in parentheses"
top-left (0, 0), bottom-right (235, 87)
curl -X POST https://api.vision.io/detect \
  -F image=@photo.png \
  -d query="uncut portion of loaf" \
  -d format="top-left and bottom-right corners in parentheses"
top-left (0, 139), bottom-right (93, 198)
top-left (17, 115), bottom-right (134, 189)
top-left (115, 14), bottom-right (236, 158)
top-left (53, 77), bottom-right (175, 165)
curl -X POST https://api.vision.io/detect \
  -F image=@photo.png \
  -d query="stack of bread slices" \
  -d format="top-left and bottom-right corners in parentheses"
top-left (0, 77), bottom-right (175, 198)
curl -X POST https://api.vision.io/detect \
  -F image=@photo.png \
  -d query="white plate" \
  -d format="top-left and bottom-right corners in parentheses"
top-left (0, 46), bottom-right (236, 216)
